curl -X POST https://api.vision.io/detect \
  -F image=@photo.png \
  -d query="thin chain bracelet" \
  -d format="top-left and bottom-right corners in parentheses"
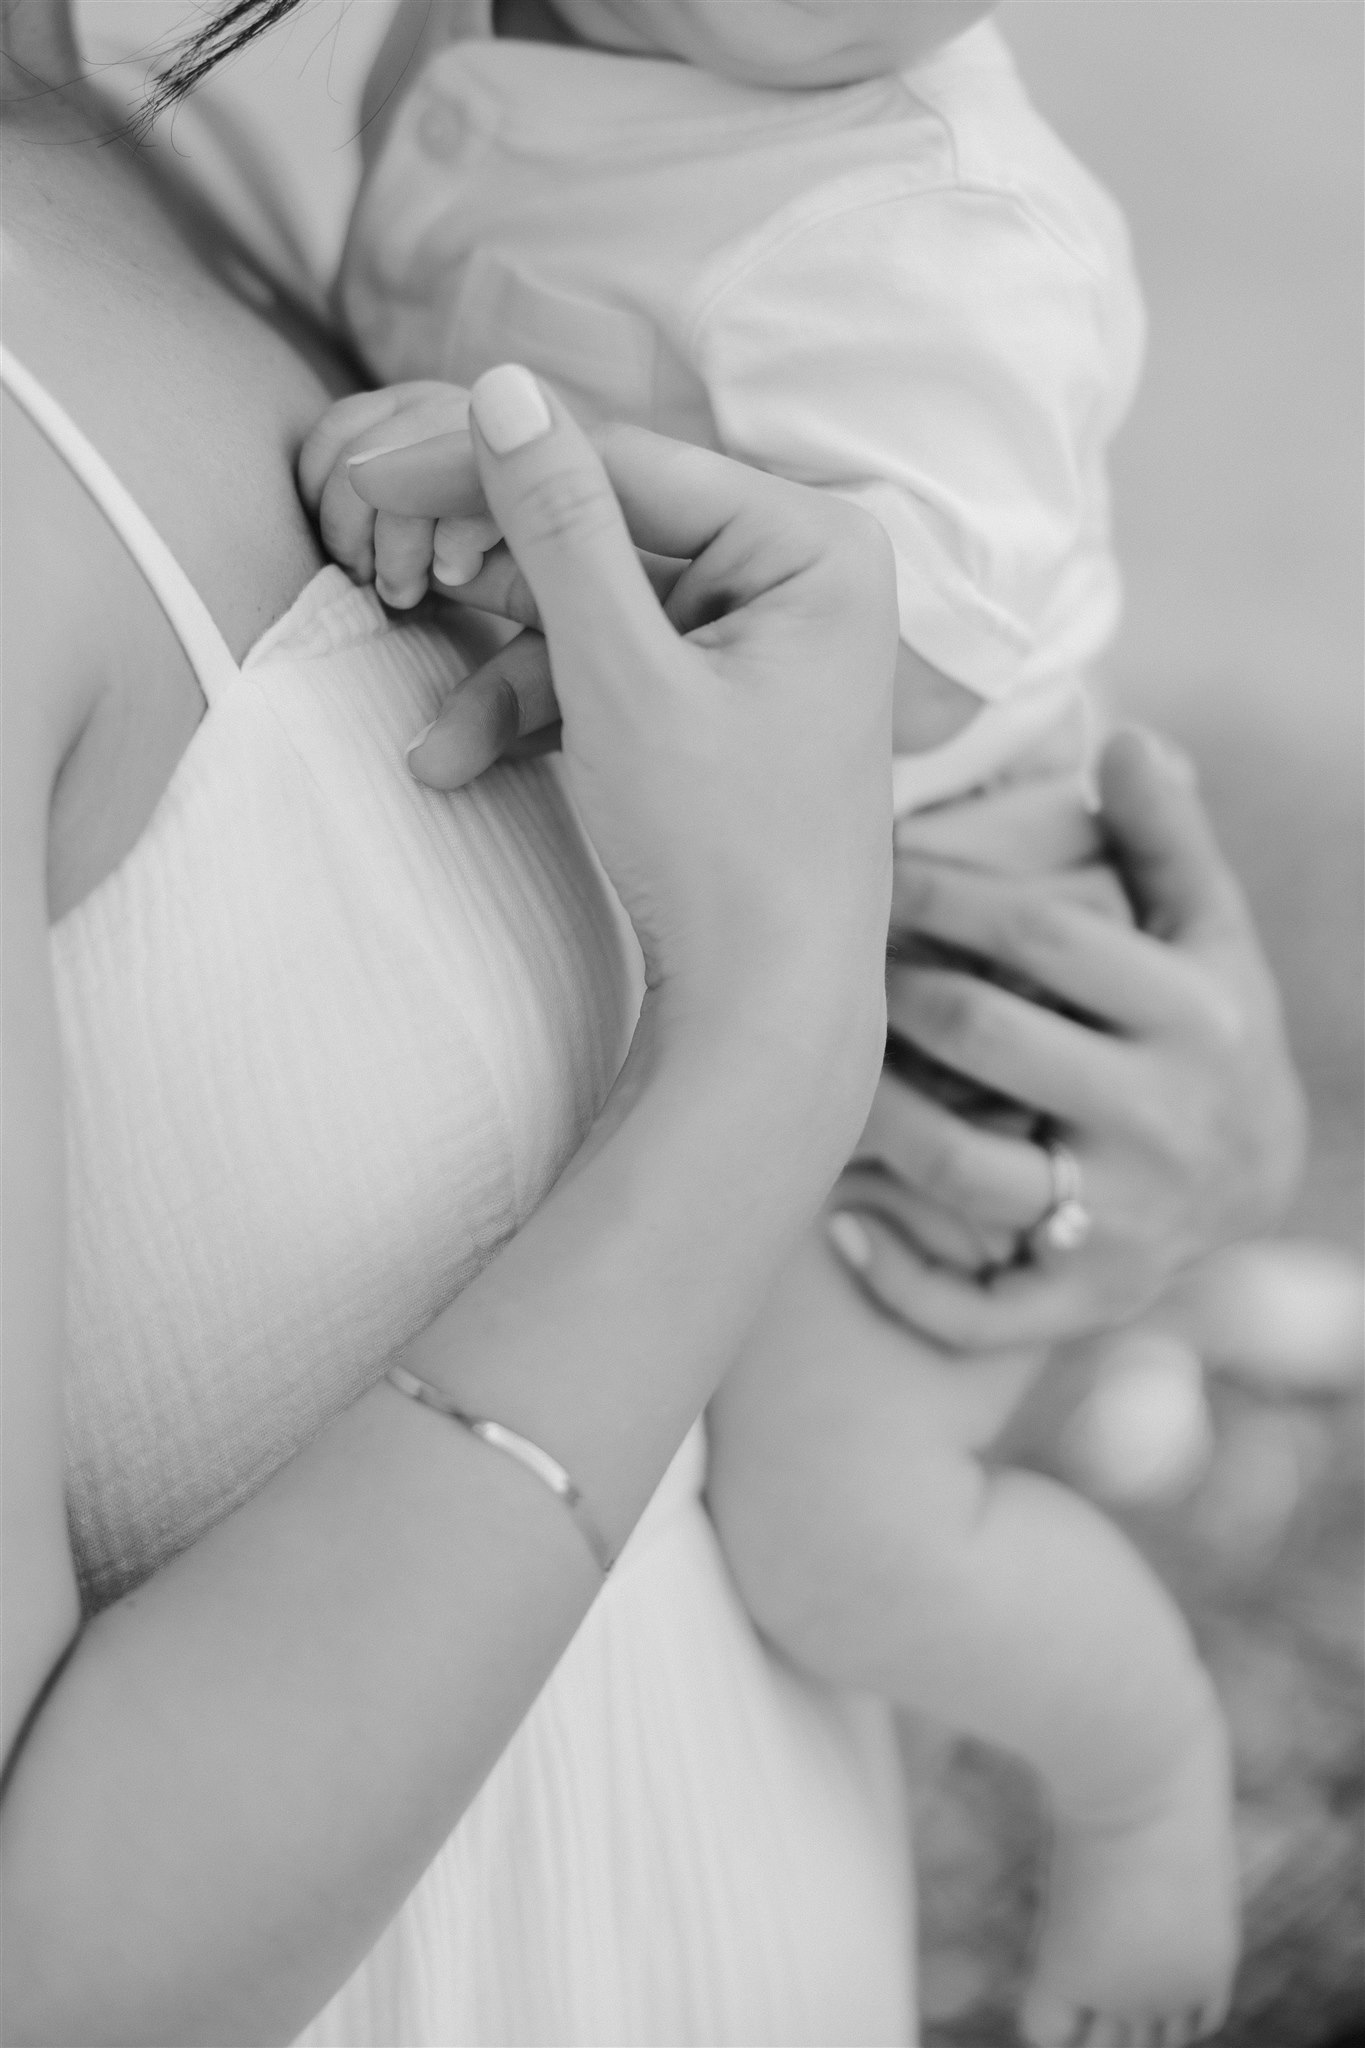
top-left (384, 1361), bottom-right (615, 1577)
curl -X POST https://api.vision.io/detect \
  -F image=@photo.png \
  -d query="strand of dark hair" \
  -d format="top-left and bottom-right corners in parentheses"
top-left (139, 0), bottom-right (308, 128)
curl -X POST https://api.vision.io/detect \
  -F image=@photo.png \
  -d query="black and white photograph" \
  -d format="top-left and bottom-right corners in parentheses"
top-left (2, 3), bottom-right (1361, 2044)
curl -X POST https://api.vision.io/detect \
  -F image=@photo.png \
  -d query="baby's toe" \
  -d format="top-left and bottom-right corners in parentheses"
top-left (1019, 2001), bottom-right (1220, 2048)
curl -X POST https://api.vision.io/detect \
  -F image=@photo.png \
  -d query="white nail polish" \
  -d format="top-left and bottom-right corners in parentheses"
top-left (827, 1213), bottom-right (873, 1273)
top-left (470, 365), bottom-right (552, 454)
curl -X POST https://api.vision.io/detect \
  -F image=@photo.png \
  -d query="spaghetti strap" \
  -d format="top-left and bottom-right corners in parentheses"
top-left (0, 342), bottom-right (240, 707)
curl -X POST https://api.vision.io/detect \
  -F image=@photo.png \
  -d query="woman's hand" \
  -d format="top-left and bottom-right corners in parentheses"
top-left (359, 365), bottom-right (899, 1135)
top-left (828, 728), bottom-right (1306, 1349)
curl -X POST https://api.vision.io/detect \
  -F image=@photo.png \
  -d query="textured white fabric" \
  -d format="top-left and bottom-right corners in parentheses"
top-left (341, 19), bottom-right (1145, 716)
top-left (25, 356), bottom-right (916, 2041)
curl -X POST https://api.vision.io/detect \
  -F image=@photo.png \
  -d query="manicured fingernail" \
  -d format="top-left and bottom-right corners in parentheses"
top-left (827, 1212), bottom-right (872, 1272)
top-left (404, 719), bottom-right (435, 772)
top-left (470, 365), bottom-right (552, 454)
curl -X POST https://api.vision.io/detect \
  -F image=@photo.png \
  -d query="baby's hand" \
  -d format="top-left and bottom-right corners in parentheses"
top-left (297, 382), bottom-right (502, 608)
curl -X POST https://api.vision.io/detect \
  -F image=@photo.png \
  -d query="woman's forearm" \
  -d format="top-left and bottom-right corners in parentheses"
top-left (1, 1002), bottom-right (846, 2048)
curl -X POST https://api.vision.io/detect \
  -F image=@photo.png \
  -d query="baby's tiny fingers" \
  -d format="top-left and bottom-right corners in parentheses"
top-left (433, 513), bottom-right (503, 588)
top-left (407, 629), bottom-right (559, 790)
top-left (374, 512), bottom-right (436, 610)
top-left (318, 456), bottom-right (381, 583)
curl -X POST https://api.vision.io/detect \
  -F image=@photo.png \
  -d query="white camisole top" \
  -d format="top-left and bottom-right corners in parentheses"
top-left (7, 342), bottom-right (913, 2046)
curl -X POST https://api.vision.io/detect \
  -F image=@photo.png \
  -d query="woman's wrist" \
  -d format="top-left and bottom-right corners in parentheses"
top-left (400, 976), bottom-right (881, 1548)
top-left (635, 956), bottom-right (887, 1181)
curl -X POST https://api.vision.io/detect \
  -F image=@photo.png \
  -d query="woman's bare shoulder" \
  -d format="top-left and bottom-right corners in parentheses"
top-left (1, 394), bottom-right (86, 1761)
top-left (1, 389), bottom-right (213, 919)
top-left (1, 392), bottom-right (104, 801)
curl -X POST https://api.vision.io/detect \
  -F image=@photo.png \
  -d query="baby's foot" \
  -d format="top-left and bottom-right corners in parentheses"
top-left (1021, 1701), bottom-right (1239, 2048)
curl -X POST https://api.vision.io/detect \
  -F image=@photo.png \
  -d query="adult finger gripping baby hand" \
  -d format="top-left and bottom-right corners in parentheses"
top-left (455, 364), bottom-right (899, 1125)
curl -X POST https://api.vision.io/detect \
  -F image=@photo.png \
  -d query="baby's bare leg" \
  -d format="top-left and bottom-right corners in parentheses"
top-left (709, 1227), bottom-right (1237, 2048)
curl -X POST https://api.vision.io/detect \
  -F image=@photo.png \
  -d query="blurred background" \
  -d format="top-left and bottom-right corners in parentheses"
top-left (80, 2), bottom-right (1365, 2040)
top-left (909, 8), bottom-right (1364, 2043)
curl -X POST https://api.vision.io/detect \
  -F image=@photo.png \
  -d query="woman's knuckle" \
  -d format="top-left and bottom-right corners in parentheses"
top-left (955, 981), bottom-right (1003, 1057)
top-left (518, 467), bottom-right (617, 547)
top-left (911, 1123), bottom-right (968, 1205)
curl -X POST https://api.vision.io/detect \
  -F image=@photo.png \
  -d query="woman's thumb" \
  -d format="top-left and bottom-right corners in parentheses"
top-left (1098, 728), bottom-right (1246, 946)
top-left (466, 365), bottom-right (667, 671)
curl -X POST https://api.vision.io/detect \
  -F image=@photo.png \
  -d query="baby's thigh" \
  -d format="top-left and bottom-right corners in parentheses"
top-left (716, 1212), bottom-right (1035, 1458)
top-left (707, 1224), bottom-right (1046, 1670)
top-left (709, 1220), bottom-right (1044, 1524)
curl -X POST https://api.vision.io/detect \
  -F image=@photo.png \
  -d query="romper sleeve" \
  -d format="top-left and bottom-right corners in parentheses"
top-left (692, 171), bottom-right (1142, 700)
